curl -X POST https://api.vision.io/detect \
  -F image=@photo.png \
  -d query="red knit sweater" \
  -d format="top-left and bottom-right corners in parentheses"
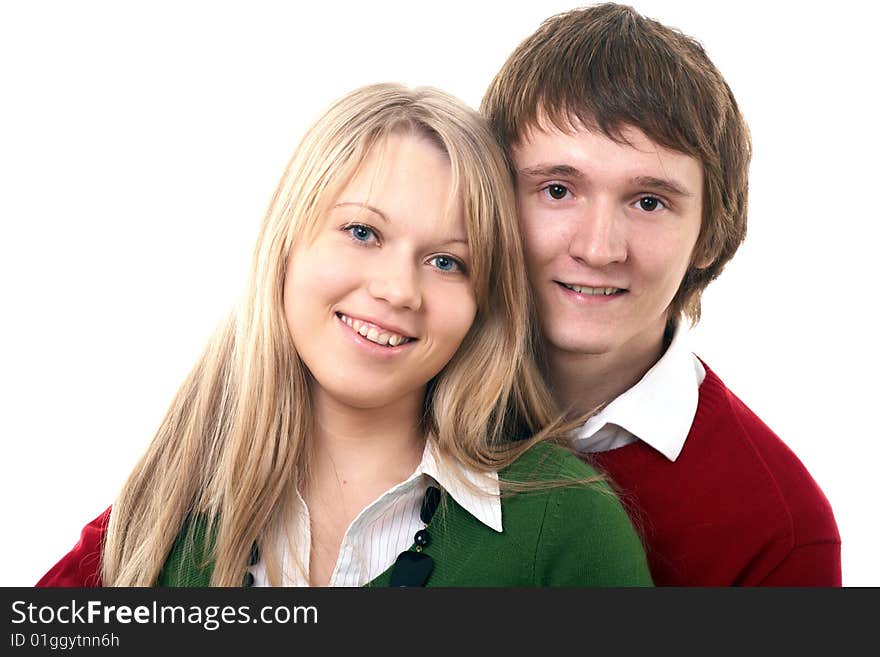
top-left (588, 363), bottom-right (841, 586)
top-left (37, 506), bottom-right (109, 587)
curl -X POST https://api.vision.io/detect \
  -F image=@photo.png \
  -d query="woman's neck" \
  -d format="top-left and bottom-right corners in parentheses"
top-left (303, 387), bottom-right (428, 586)
top-left (307, 386), bottom-right (427, 493)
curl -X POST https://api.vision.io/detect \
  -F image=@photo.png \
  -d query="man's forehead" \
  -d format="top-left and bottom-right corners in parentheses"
top-left (513, 117), bottom-right (702, 180)
top-left (514, 106), bottom-right (698, 162)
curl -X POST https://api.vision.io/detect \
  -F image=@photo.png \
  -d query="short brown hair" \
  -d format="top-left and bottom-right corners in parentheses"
top-left (481, 3), bottom-right (751, 323)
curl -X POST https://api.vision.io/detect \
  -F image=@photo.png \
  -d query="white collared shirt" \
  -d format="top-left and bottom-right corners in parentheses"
top-left (570, 322), bottom-right (706, 462)
top-left (248, 442), bottom-right (501, 587)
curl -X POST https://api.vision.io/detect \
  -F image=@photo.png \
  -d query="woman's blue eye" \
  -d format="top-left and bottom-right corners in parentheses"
top-left (429, 255), bottom-right (462, 273)
top-left (346, 224), bottom-right (377, 243)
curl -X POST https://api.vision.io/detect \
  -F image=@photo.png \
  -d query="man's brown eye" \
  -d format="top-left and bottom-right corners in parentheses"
top-left (546, 184), bottom-right (568, 200)
top-left (639, 196), bottom-right (661, 211)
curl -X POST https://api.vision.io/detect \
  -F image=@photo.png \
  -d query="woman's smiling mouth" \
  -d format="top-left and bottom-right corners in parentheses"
top-left (336, 312), bottom-right (415, 347)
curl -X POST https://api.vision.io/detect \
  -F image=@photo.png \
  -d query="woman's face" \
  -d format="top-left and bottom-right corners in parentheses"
top-left (283, 133), bottom-right (477, 411)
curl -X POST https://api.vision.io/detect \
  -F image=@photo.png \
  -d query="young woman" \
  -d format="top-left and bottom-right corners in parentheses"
top-left (38, 84), bottom-right (652, 587)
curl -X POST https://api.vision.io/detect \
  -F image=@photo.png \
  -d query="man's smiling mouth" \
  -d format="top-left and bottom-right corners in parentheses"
top-left (558, 282), bottom-right (626, 296)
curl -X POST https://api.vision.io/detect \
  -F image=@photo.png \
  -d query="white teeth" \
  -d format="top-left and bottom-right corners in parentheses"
top-left (563, 283), bottom-right (621, 296)
top-left (338, 313), bottom-right (409, 347)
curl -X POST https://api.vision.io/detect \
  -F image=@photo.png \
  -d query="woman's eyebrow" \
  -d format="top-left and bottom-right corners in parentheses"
top-left (334, 201), bottom-right (391, 223)
top-left (438, 237), bottom-right (469, 247)
top-left (335, 202), bottom-right (468, 246)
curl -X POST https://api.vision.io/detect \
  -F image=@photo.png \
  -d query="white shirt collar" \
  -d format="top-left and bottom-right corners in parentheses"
top-left (418, 440), bottom-right (502, 532)
top-left (297, 439), bottom-right (503, 534)
top-left (571, 321), bottom-right (705, 462)
top-left (255, 439), bottom-right (503, 587)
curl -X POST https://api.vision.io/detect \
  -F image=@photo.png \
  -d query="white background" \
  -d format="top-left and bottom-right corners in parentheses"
top-left (2, 1), bottom-right (877, 586)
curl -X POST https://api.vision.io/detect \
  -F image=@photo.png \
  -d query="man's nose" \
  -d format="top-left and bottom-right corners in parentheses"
top-left (567, 199), bottom-right (627, 267)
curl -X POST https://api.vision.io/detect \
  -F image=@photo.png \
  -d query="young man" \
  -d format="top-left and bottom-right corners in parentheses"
top-left (481, 3), bottom-right (841, 585)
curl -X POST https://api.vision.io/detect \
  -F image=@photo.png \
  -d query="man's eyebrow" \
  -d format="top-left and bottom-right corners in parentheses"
top-left (333, 202), bottom-right (391, 222)
top-left (517, 164), bottom-right (584, 180)
top-left (632, 176), bottom-right (695, 198)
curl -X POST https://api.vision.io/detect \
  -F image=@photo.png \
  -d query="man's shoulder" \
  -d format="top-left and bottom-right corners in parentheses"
top-left (692, 360), bottom-right (781, 442)
top-left (590, 360), bottom-right (839, 584)
top-left (691, 361), bottom-right (808, 468)
top-left (595, 359), bottom-right (838, 539)
top-left (689, 360), bottom-right (838, 540)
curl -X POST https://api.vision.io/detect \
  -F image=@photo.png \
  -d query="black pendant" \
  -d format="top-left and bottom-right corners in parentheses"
top-left (420, 486), bottom-right (441, 524)
top-left (389, 551), bottom-right (434, 587)
top-left (249, 542), bottom-right (260, 566)
top-left (414, 529), bottom-right (430, 548)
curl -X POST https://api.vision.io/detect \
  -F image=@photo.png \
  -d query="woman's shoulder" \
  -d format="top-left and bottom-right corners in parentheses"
top-left (500, 441), bottom-right (626, 524)
top-left (502, 440), bottom-right (603, 482)
top-left (500, 442), bottom-right (653, 586)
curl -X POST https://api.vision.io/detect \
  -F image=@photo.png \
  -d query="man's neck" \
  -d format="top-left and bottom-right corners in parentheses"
top-left (547, 324), bottom-right (671, 420)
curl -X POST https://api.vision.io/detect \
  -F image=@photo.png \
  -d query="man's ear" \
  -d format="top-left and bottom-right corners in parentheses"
top-left (692, 252), bottom-right (715, 270)
top-left (690, 241), bottom-right (717, 270)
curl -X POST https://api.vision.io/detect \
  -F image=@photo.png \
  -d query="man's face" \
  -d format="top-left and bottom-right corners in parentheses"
top-left (512, 122), bottom-right (705, 364)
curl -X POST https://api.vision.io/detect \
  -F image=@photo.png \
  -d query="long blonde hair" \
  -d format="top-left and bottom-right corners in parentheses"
top-left (101, 83), bottom-right (567, 586)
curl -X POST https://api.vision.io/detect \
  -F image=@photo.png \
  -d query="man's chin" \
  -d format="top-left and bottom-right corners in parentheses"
top-left (544, 332), bottom-right (619, 359)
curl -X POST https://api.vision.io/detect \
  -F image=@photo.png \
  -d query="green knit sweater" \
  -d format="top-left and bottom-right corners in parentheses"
top-left (158, 443), bottom-right (653, 587)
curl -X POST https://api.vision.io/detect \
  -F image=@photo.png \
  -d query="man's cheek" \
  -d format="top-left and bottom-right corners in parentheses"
top-left (522, 222), bottom-right (554, 263)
